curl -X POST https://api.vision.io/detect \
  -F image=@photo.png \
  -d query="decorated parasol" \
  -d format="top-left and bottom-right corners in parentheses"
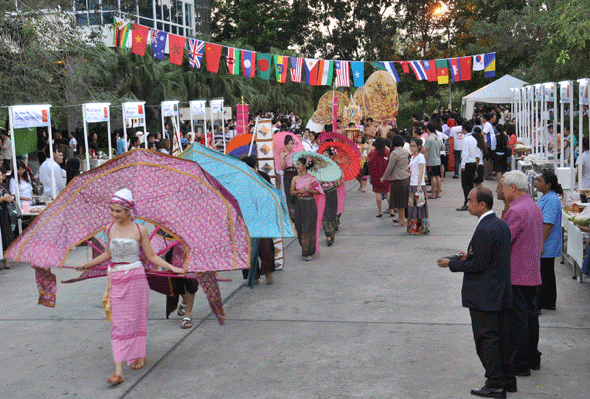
top-left (225, 133), bottom-right (254, 154)
top-left (319, 131), bottom-right (361, 157)
top-left (317, 141), bottom-right (360, 181)
top-left (273, 131), bottom-right (304, 171)
top-left (180, 143), bottom-right (294, 239)
top-left (292, 151), bottom-right (342, 183)
top-left (6, 149), bottom-right (251, 323)
top-left (228, 145), bottom-right (254, 159)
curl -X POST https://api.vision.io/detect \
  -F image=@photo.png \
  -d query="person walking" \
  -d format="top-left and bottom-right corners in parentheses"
top-left (424, 122), bottom-right (442, 199)
top-left (368, 138), bottom-right (391, 217)
top-left (502, 170), bottom-right (544, 376)
top-left (438, 186), bottom-right (515, 398)
top-left (381, 135), bottom-right (410, 227)
top-left (457, 121), bottom-right (477, 211)
top-left (407, 138), bottom-right (429, 235)
top-left (535, 171), bottom-right (563, 311)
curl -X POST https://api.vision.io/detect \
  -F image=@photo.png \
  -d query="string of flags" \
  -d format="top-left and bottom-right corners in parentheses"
top-left (114, 18), bottom-right (497, 88)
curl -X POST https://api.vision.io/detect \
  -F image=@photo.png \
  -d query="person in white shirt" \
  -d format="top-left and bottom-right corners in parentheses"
top-left (458, 121), bottom-right (478, 211)
top-left (38, 148), bottom-right (65, 199)
top-left (302, 129), bottom-right (313, 151)
top-left (482, 113), bottom-right (496, 180)
top-left (9, 160), bottom-right (33, 206)
top-left (436, 128), bottom-right (449, 180)
top-left (69, 132), bottom-right (77, 151)
top-left (450, 121), bottom-right (464, 178)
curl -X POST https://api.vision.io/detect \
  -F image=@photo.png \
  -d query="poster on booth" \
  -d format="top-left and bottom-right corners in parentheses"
top-left (560, 82), bottom-right (572, 104)
top-left (124, 103), bottom-right (145, 119)
top-left (579, 80), bottom-right (589, 106)
top-left (12, 105), bottom-right (51, 129)
top-left (211, 99), bottom-right (224, 115)
top-left (534, 85), bottom-right (542, 102)
top-left (543, 84), bottom-right (555, 103)
top-left (236, 104), bottom-right (249, 135)
top-left (162, 102), bottom-right (179, 117)
top-left (85, 104), bottom-right (110, 123)
top-left (190, 100), bottom-right (206, 115)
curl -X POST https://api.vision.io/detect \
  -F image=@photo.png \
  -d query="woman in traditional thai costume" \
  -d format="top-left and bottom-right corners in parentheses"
top-left (278, 136), bottom-right (297, 220)
top-left (76, 189), bottom-right (184, 385)
top-left (367, 138), bottom-right (391, 217)
top-left (290, 158), bottom-right (325, 261)
top-left (321, 148), bottom-right (338, 246)
top-left (407, 138), bottom-right (429, 235)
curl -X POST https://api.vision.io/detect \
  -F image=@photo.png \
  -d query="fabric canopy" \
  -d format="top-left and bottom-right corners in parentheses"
top-left (461, 74), bottom-right (528, 120)
top-left (181, 143), bottom-right (294, 239)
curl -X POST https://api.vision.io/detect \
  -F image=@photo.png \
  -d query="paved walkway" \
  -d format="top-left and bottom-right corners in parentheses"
top-left (1, 177), bottom-right (590, 398)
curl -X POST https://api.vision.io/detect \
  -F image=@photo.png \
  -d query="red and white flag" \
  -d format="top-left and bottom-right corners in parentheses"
top-left (290, 57), bottom-right (304, 83)
top-left (334, 61), bottom-right (350, 87)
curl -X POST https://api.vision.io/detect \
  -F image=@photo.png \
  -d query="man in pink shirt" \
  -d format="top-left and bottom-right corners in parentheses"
top-left (502, 171), bottom-right (543, 377)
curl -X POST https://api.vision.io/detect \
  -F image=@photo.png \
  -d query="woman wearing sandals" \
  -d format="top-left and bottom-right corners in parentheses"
top-left (368, 138), bottom-right (391, 217)
top-left (407, 138), bottom-right (429, 235)
top-left (76, 189), bottom-right (185, 385)
top-left (381, 135), bottom-right (410, 227)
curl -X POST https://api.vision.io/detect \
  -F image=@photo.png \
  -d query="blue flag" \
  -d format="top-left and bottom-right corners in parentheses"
top-left (351, 61), bottom-right (364, 87)
top-left (151, 29), bottom-right (168, 60)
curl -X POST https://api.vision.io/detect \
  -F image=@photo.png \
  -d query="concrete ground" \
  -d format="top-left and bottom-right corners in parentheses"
top-left (1, 177), bottom-right (590, 398)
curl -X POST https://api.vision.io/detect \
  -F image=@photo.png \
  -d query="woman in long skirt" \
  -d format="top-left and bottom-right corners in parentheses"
top-left (368, 138), bottom-right (391, 217)
top-left (76, 189), bottom-right (185, 385)
top-left (408, 138), bottom-right (429, 235)
top-left (291, 158), bottom-right (325, 261)
top-left (278, 136), bottom-right (297, 220)
top-left (320, 148), bottom-right (338, 246)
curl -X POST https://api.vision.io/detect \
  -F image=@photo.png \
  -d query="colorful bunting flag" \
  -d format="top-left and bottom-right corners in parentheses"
top-left (241, 50), bottom-right (257, 77)
top-left (350, 61), bottom-right (364, 88)
top-left (370, 62), bottom-right (386, 71)
top-left (274, 55), bottom-right (289, 83)
top-left (380, 62), bottom-right (400, 82)
top-left (256, 53), bottom-right (272, 80)
top-left (459, 57), bottom-right (472, 81)
top-left (473, 54), bottom-right (485, 71)
top-left (113, 17), bottom-right (132, 48)
top-left (334, 61), bottom-right (350, 87)
top-left (448, 58), bottom-right (461, 82)
top-left (409, 61), bottom-right (427, 81)
top-left (206, 43), bottom-right (223, 73)
top-left (317, 60), bottom-right (333, 86)
top-left (226, 47), bottom-right (240, 75)
top-left (188, 38), bottom-right (205, 68)
top-left (289, 57), bottom-right (303, 83)
top-left (304, 58), bottom-right (320, 86)
top-left (131, 23), bottom-right (149, 56)
top-left (400, 61), bottom-right (410, 74)
top-left (435, 59), bottom-right (449, 84)
top-left (151, 29), bottom-right (168, 60)
top-left (484, 52), bottom-right (496, 78)
top-left (168, 34), bottom-right (185, 65)
top-left (422, 60), bottom-right (437, 81)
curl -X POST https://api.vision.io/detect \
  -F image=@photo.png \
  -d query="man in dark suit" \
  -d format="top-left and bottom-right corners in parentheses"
top-left (438, 186), bottom-right (515, 398)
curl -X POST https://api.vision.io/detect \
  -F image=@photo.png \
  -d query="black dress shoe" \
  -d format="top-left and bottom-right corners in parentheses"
top-left (470, 386), bottom-right (506, 398)
top-left (456, 205), bottom-right (469, 211)
top-left (513, 369), bottom-right (531, 377)
top-left (505, 382), bottom-right (517, 393)
top-left (530, 364), bottom-right (541, 371)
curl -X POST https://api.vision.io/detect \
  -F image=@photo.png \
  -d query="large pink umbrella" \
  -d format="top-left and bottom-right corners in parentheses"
top-left (6, 149), bottom-right (251, 323)
top-left (319, 131), bottom-right (361, 157)
top-left (273, 131), bottom-right (304, 171)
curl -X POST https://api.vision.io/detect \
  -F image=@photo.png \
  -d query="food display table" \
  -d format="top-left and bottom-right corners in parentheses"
top-left (562, 209), bottom-right (589, 282)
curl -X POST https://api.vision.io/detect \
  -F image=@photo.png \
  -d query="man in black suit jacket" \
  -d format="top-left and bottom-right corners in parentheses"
top-left (438, 186), bottom-right (515, 398)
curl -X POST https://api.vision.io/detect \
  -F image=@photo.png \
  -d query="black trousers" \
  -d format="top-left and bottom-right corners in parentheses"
top-left (510, 285), bottom-right (542, 372)
top-left (469, 308), bottom-right (516, 388)
top-left (453, 150), bottom-right (461, 176)
top-left (461, 162), bottom-right (477, 205)
top-left (539, 257), bottom-right (557, 309)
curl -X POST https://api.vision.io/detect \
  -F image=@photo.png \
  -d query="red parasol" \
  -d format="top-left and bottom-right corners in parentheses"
top-left (273, 131), bottom-right (304, 171)
top-left (319, 131), bottom-right (361, 157)
top-left (317, 141), bottom-right (360, 181)
top-left (225, 134), bottom-right (254, 154)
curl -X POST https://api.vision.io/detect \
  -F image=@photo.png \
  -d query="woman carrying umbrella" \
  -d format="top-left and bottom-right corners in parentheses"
top-left (76, 189), bottom-right (185, 385)
top-left (290, 158), bottom-right (325, 261)
top-left (278, 135), bottom-right (297, 220)
top-left (320, 147), bottom-right (339, 246)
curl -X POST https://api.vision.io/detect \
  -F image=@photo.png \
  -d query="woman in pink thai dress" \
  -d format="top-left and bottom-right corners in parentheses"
top-left (76, 189), bottom-right (184, 385)
top-left (279, 136), bottom-right (297, 220)
top-left (290, 158), bottom-right (325, 261)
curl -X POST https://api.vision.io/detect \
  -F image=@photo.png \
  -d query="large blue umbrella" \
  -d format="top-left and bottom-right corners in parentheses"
top-left (228, 144), bottom-right (254, 159)
top-left (181, 143), bottom-right (294, 239)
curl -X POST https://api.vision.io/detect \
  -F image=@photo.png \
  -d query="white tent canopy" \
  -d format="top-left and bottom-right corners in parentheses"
top-left (462, 74), bottom-right (528, 120)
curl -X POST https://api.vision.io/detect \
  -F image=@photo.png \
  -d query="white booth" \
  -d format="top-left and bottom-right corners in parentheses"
top-left (82, 102), bottom-right (112, 171)
top-left (121, 102), bottom-right (146, 150)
